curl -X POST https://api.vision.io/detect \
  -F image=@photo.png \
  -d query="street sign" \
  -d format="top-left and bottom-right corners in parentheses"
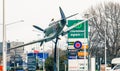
top-left (77, 52), bottom-right (88, 56)
top-left (77, 56), bottom-right (85, 59)
top-left (37, 53), bottom-right (48, 59)
top-left (68, 42), bottom-right (74, 45)
top-left (68, 52), bottom-right (77, 56)
top-left (68, 59), bottom-right (88, 71)
top-left (68, 38), bottom-right (88, 44)
top-left (81, 45), bottom-right (88, 49)
top-left (27, 55), bottom-right (36, 71)
top-left (68, 56), bottom-right (77, 59)
top-left (68, 49), bottom-right (77, 56)
top-left (68, 20), bottom-right (88, 38)
top-left (74, 41), bottom-right (82, 49)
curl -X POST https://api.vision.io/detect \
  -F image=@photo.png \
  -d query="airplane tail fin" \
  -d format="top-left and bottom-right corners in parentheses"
top-left (59, 7), bottom-right (66, 20)
top-left (59, 7), bottom-right (78, 21)
top-left (33, 25), bottom-right (45, 32)
top-left (59, 7), bottom-right (66, 24)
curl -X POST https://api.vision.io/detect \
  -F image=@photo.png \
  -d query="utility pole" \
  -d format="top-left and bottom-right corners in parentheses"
top-left (2, 0), bottom-right (23, 69)
top-left (105, 23), bottom-right (107, 71)
top-left (3, 0), bottom-right (7, 71)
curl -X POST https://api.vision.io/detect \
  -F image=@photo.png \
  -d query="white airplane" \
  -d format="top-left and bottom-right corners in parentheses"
top-left (8, 7), bottom-right (93, 50)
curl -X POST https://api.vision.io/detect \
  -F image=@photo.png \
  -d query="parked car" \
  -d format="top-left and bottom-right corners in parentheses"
top-left (110, 64), bottom-right (120, 71)
top-left (109, 58), bottom-right (120, 71)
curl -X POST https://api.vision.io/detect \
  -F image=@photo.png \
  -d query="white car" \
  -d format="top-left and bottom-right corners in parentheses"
top-left (110, 64), bottom-right (120, 71)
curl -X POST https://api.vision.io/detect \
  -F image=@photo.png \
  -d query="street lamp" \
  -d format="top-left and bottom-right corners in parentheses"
top-left (0, 20), bottom-right (24, 26)
top-left (3, 0), bottom-right (6, 71)
top-left (1, 19), bottom-right (24, 71)
top-left (2, 0), bottom-right (24, 71)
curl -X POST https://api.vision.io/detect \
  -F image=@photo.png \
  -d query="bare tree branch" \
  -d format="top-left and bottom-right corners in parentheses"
top-left (84, 2), bottom-right (120, 61)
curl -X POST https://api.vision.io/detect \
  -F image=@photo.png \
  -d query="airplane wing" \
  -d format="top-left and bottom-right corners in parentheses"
top-left (8, 35), bottom-right (55, 50)
top-left (49, 13), bottom-right (79, 25)
top-left (61, 17), bottom-right (94, 36)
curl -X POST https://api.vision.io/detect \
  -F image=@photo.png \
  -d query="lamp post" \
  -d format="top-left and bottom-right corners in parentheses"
top-left (105, 24), bottom-right (107, 71)
top-left (2, 19), bottom-right (24, 71)
top-left (3, 0), bottom-right (7, 71)
top-left (2, 4), bottom-right (24, 70)
top-left (2, 1), bottom-right (23, 71)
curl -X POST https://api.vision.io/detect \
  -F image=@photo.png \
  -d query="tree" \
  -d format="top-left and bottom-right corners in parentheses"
top-left (45, 57), bottom-right (54, 71)
top-left (45, 48), bottom-right (68, 71)
top-left (84, 2), bottom-right (120, 62)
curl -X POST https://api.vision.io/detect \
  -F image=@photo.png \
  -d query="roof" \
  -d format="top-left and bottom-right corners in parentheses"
top-left (111, 58), bottom-right (120, 64)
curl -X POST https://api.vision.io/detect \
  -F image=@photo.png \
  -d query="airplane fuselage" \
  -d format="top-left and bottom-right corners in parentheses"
top-left (44, 20), bottom-right (66, 38)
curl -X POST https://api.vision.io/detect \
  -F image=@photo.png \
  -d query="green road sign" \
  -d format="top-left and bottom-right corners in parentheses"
top-left (68, 20), bottom-right (88, 38)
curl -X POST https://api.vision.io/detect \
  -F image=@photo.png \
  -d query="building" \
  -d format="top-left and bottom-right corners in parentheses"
top-left (0, 41), bottom-right (24, 64)
top-left (10, 41), bottom-right (24, 55)
top-left (0, 42), bottom-right (10, 55)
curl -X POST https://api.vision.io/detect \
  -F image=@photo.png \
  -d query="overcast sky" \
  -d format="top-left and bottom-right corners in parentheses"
top-left (0, 0), bottom-right (120, 51)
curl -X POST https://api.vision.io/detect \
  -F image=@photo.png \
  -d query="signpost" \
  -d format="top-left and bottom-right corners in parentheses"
top-left (27, 56), bottom-right (36, 71)
top-left (27, 53), bottom-right (36, 71)
top-left (68, 20), bottom-right (89, 71)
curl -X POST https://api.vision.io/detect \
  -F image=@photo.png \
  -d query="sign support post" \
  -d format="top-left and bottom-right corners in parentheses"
top-left (84, 20), bottom-right (87, 71)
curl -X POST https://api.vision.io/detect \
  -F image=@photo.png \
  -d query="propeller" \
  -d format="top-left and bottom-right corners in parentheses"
top-left (33, 25), bottom-right (44, 32)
